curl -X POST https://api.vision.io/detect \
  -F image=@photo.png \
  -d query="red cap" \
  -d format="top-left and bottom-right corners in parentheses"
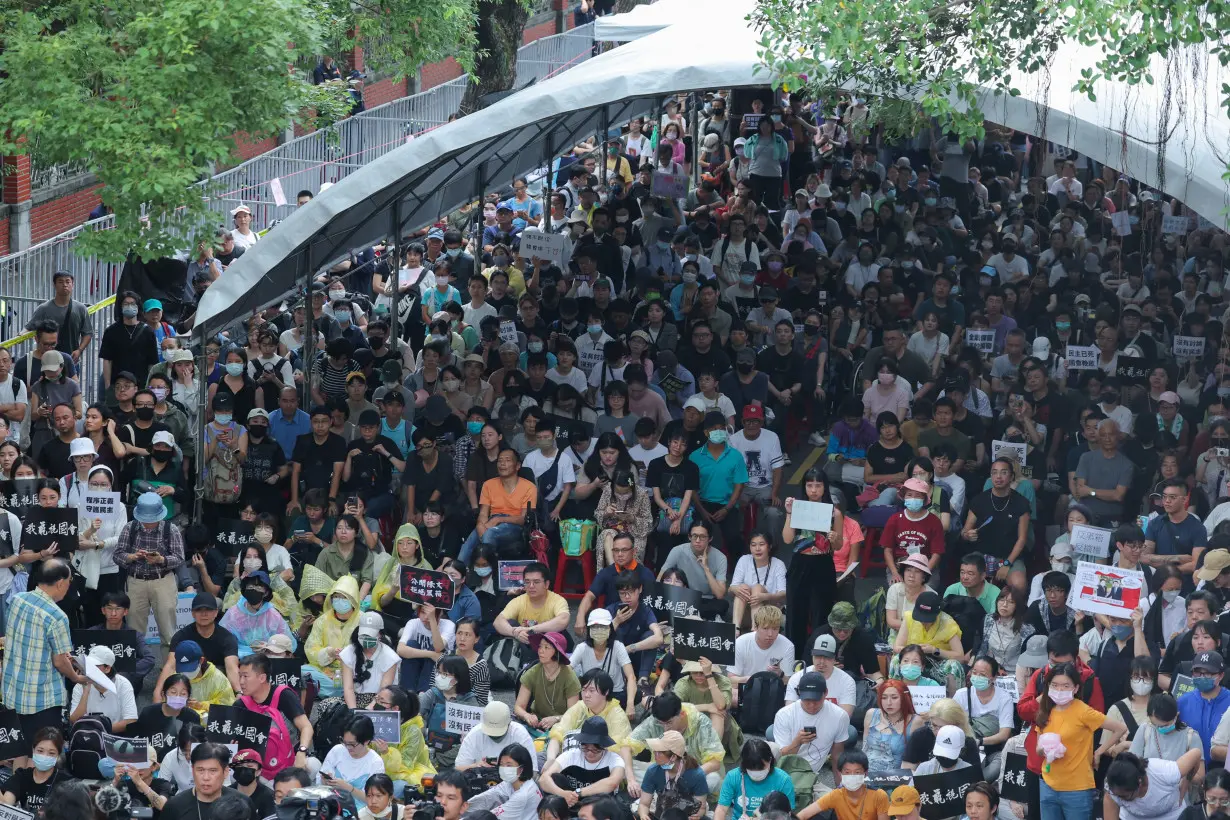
top-left (743, 404), bottom-right (765, 420)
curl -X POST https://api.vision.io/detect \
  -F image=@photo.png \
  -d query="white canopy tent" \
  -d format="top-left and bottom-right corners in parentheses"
top-left (195, 0), bottom-right (1230, 334)
top-left (594, 0), bottom-right (737, 41)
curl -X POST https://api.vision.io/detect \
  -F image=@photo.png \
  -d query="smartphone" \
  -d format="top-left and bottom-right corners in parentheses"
top-left (803, 726), bottom-right (815, 734)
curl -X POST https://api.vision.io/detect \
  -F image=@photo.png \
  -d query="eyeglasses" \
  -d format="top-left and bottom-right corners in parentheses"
top-left (689, 533), bottom-right (709, 541)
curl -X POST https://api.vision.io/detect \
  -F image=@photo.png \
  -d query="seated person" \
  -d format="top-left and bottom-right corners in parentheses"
top-left (156, 722), bottom-right (206, 792)
top-left (456, 701), bottom-right (538, 772)
top-left (226, 748), bottom-right (276, 820)
top-left (495, 561), bottom-right (571, 646)
top-left (368, 685), bottom-right (435, 790)
top-left (796, 750), bottom-right (888, 820)
top-left (221, 546), bottom-right (300, 625)
top-left (714, 739), bottom-right (796, 820)
top-left (69, 645), bottom-right (138, 733)
top-left (397, 603), bottom-right (456, 693)
top-left (621, 692), bottom-right (727, 797)
top-left (727, 605), bottom-right (795, 699)
top-left (372, 524), bottom-right (436, 614)
top-left (218, 569), bottom-right (297, 657)
top-left (891, 644), bottom-right (944, 688)
top-left (911, 723), bottom-right (972, 777)
top-left (516, 632), bottom-right (582, 733)
top-left (606, 569), bottom-right (665, 682)
top-left (420, 654), bottom-right (481, 769)
top-left (132, 673), bottom-right (202, 761)
top-left (465, 743), bottom-right (544, 820)
top-left (570, 609), bottom-right (636, 717)
top-left (0, 727), bottom-right (70, 815)
top-left (574, 534), bottom-right (657, 634)
top-left (892, 590), bottom-right (966, 689)
top-left (320, 715), bottom-right (386, 806)
top-left (1027, 570), bottom-right (1080, 636)
top-left (814, 602), bottom-right (883, 683)
top-left (342, 611), bottom-right (401, 710)
top-left (673, 658), bottom-right (734, 750)
top-left (770, 671), bottom-right (848, 802)
top-left (787, 635), bottom-right (856, 719)
top-left (156, 592), bottom-right (241, 695)
top-left (540, 717), bottom-right (627, 804)
top-left (359, 775), bottom-right (398, 820)
top-left (636, 729), bottom-right (710, 820)
top-left (547, 670), bottom-right (632, 761)
top-left (88, 592), bottom-right (156, 697)
top-left (459, 448), bottom-right (538, 563)
top-left (303, 575), bottom-right (363, 698)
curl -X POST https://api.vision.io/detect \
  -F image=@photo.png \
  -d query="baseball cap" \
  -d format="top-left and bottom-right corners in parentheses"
top-left (934, 724), bottom-right (965, 760)
top-left (888, 786), bottom-right (921, 816)
top-left (41, 350), bottom-right (65, 372)
top-left (88, 645), bottom-right (116, 668)
top-left (587, 609), bottom-right (614, 627)
top-left (231, 749), bottom-right (263, 767)
top-left (1193, 651), bottom-right (1225, 673)
top-left (192, 592), bottom-right (219, 611)
top-left (151, 430), bottom-right (176, 449)
top-left (646, 730), bottom-right (686, 758)
top-left (357, 610), bottom-right (383, 640)
top-left (247, 408), bottom-right (270, 422)
top-left (795, 671), bottom-right (827, 701)
top-left (1122, 303), bottom-right (1142, 315)
top-left (811, 634), bottom-right (837, 658)
top-left (479, 701), bottom-right (513, 737)
top-left (913, 590), bottom-right (941, 623)
top-left (1197, 549), bottom-right (1230, 581)
top-left (743, 404), bottom-right (765, 421)
top-left (175, 640), bottom-right (204, 672)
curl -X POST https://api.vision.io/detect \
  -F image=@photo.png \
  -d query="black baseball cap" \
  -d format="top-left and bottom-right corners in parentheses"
top-left (796, 671), bottom-right (828, 701)
top-left (913, 590), bottom-right (941, 623)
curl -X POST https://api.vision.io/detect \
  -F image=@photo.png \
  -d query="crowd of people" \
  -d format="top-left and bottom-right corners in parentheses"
top-left (4, 85), bottom-right (1230, 820)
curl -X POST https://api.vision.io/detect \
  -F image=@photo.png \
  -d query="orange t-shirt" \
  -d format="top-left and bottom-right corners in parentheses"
top-left (815, 787), bottom-right (890, 820)
top-left (480, 476), bottom-right (538, 517)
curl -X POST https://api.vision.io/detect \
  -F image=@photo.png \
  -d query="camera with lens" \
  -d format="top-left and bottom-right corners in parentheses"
top-left (276, 786), bottom-right (358, 820)
top-left (404, 775), bottom-right (442, 820)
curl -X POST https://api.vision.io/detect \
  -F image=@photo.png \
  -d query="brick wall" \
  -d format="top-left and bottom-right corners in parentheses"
top-left (30, 183), bottom-right (102, 244)
top-left (0, 218), bottom-right (9, 256)
top-left (234, 132), bottom-right (281, 162)
top-left (1, 155), bottom-right (30, 205)
top-left (364, 77), bottom-right (408, 109)
top-left (523, 20), bottom-right (557, 43)
top-left (420, 57), bottom-right (465, 91)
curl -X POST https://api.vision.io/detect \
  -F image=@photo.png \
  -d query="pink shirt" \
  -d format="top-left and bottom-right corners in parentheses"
top-left (862, 383), bottom-right (910, 421)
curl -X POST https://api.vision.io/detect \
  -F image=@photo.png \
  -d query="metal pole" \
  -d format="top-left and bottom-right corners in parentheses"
top-left (473, 160), bottom-right (488, 255)
top-left (690, 92), bottom-right (700, 187)
top-left (389, 199), bottom-right (402, 347)
top-left (299, 251), bottom-right (312, 410)
top-left (192, 333), bottom-right (210, 523)
top-left (544, 134), bottom-right (555, 233)
top-left (600, 108), bottom-right (610, 187)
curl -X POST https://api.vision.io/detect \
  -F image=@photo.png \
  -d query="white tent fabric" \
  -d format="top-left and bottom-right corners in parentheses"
top-left (195, 0), bottom-right (1230, 334)
top-left (595, 0), bottom-right (734, 41)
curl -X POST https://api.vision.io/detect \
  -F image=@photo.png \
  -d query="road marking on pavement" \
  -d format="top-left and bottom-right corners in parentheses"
top-left (789, 446), bottom-right (824, 486)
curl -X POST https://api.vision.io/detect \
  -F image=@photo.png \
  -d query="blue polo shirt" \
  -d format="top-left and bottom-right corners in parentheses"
top-left (689, 444), bottom-right (750, 504)
top-left (1178, 685), bottom-right (1230, 762)
top-left (1145, 512), bottom-right (1207, 556)
top-left (271, 408), bottom-right (312, 459)
top-left (589, 561), bottom-right (656, 607)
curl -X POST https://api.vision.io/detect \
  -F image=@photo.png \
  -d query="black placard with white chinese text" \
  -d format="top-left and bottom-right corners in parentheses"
top-left (642, 582), bottom-right (702, 624)
top-left (0, 480), bottom-right (38, 524)
top-left (865, 769), bottom-right (913, 794)
top-left (999, 750), bottom-right (1030, 803)
top-left (913, 767), bottom-right (980, 820)
top-left (214, 519), bottom-right (254, 555)
top-left (1115, 357), bottom-right (1154, 386)
top-left (355, 710), bottom-right (401, 743)
top-left (0, 708), bottom-right (29, 758)
top-left (669, 615), bottom-right (736, 666)
top-left (72, 629), bottom-right (140, 681)
top-left (206, 704), bottom-right (273, 756)
top-left (399, 566), bottom-right (456, 610)
top-left (22, 506), bottom-right (79, 554)
top-left (268, 657), bottom-right (304, 691)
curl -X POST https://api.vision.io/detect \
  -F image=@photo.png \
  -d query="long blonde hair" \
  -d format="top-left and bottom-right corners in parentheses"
top-left (929, 698), bottom-right (974, 738)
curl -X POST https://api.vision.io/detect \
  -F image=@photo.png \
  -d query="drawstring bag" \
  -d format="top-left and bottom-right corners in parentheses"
top-left (560, 519), bottom-right (596, 557)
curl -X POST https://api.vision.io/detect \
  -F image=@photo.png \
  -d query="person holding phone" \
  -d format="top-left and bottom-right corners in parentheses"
top-left (770, 672), bottom-right (849, 801)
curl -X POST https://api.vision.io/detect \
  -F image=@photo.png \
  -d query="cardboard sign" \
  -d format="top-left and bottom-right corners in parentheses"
top-left (1173, 335), bottom-right (1206, 360)
top-left (72, 629), bottom-right (140, 681)
top-left (913, 766), bottom-right (980, 820)
top-left (1171, 673), bottom-right (1196, 699)
top-left (1116, 357), bottom-right (1153, 385)
top-left (104, 733), bottom-right (151, 768)
top-left (865, 769), bottom-right (912, 794)
top-left (214, 519), bottom-right (255, 553)
top-left (399, 566), bottom-right (456, 610)
top-left (0, 709), bottom-right (29, 759)
top-left (643, 582), bottom-right (702, 623)
top-left (269, 178), bottom-right (287, 208)
top-left (1067, 560), bottom-right (1145, 618)
top-left (0, 806), bottom-right (34, 820)
top-left (444, 701), bottom-right (485, 735)
top-left (651, 171), bottom-right (688, 200)
top-left (1065, 345), bottom-right (1099, 370)
top-left (145, 592), bottom-right (196, 645)
top-left (498, 320), bottom-right (519, 345)
top-left (670, 615), bottom-right (736, 666)
top-left (1162, 214), bottom-right (1191, 235)
top-left (908, 686), bottom-right (945, 715)
top-left (356, 709), bottom-right (401, 743)
top-left (518, 230), bottom-right (567, 265)
top-left (81, 491), bottom-right (123, 523)
top-left (498, 560), bottom-right (534, 591)
top-left (994, 676), bottom-right (1019, 701)
top-left (21, 507), bottom-right (79, 554)
top-left (788, 500), bottom-right (833, 533)
top-left (991, 439), bottom-right (1027, 467)
top-left (966, 329), bottom-right (995, 354)
top-left (206, 704), bottom-right (273, 755)
top-left (268, 657), bottom-right (304, 691)
top-left (999, 749), bottom-right (1031, 803)
top-left (1110, 211), bottom-right (1132, 237)
top-left (1070, 525), bottom-right (1112, 558)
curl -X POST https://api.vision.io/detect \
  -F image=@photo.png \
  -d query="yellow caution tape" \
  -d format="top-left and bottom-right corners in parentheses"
top-left (0, 294), bottom-right (118, 349)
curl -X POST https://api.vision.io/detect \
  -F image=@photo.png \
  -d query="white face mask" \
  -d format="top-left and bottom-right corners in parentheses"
top-left (841, 774), bottom-right (865, 791)
top-left (746, 768), bottom-right (770, 782)
top-left (1130, 679), bottom-right (1154, 697)
top-left (243, 558), bottom-right (262, 573)
top-left (498, 766), bottom-right (519, 784)
top-left (435, 673), bottom-right (454, 691)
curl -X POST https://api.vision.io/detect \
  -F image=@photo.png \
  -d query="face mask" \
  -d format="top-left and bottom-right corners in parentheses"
top-left (122, 305), bottom-right (140, 319)
top-left (370, 336), bottom-right (386, 349)
top-left (1048, 688), bottom-right (1075, 705)
top-left (446, 247), bottom-right (462, 258)
top-left (242, 588), bottom-right (265, 606)
top-left (31, 754), bottom-right (56, 772)
top-left (1131, 680), bottom-right (1154, 697)
top-left (329, 288), bottom-right (346, 301)
top-left (166, 695), bottom-right (189, 710)
top-left (708, 429), bottom-right (727, 445)
top-left (924, 197), bottom-right (937, 207)
top-left (1111, 624), bottom-right (1134, 641)
top-left (903, 260), bottom-right (915, 269)
top-left (590, 626), bottom-right (611, 644)
top-left (588, 324), bottom-right (603, 335)
top-left (436, 277), bottom-right (451, 288)
top-left (1194, 676), bottom-right (1218, 693)
top-left (249, 425), bottom-right (267, 440)
top-left (834, 202), bottom-right (848, 213)
top-left (1162, 589), bottom-right (1180, 604)
top-left (254, 528), bottom-right (273, 545)
top-left (493, 255), bottom-right (509, 267)
top-left (232, 767), bottom-right (259, 787)
top-left (661, 761), bottom-right (675, 771)
top-left (736, 362), bottom-right (753, 375)
top-left (1156, 721), bottom-right (1176, 734)
top-left (243, 557), bottom-right (263, 573)
top-left (332, 597), bottom-right (353, 615)
top-left (841, 774), bottom-right (865, 792)
top-left (981, 240), bottom-right (994, 250)
top-left (899, 663), bottom-right (922, 681)
top-left (878, 372), bottom-right (894, 385)
top-left (150, 387), bottom-right (169, 403)
top-left (746, 768), bottom-right (771, 783)
top-left (770, 115), bottom-right (782, 124)
top-left (904, 497), bottom-right (925, 513)
top-left (467, 421), bottom-right (484, 435)
top-left (528, 341), bottom-right (544, 353)
top-left (970, 674), bottom-right (991, 692)
top-left (336, 310), bottom-right (353, 324)
top-left (1050, 560), bottom-right (1070, 573)
top-left (136, 407), bottom-right (155, 422)
top-left (225, 363), bottom-right (244, 377)
top-left (435, 673), bottom-right (455, 691)
top-left (739, 274), bottom-right (756, 286)
top-left (442, 379), bottom-right (460, 392)
top-left (498, 766), bottom-right (520, 784)
top-left (150, 449), bottom-right (173, 464)
top-left (682, 271), bottom-right (697, 284)
top-left (360, 635), bottom-right (379, 649)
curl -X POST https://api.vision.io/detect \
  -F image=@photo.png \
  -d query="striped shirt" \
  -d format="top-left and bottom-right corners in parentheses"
top-left (1, 588), bottom-right (72, 713)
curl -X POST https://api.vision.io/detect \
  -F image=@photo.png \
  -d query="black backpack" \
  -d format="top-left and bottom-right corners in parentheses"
top-left (482, 637), bottom-right (526, 690)
top-left (738, 671), bottom-right (786, 735)
top-left (67, 714), bottom-right (111, 779)
top-left (942, 594), bottom-right (986, 655)
top-left (312, 700), bottom-right (354, 759)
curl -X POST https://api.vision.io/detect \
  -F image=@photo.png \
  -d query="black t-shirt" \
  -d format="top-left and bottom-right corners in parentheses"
top-left (170, 623), bottom-right (239, 670)
top-left (133, 703), bottom-right (202, 760)
top-left (242, 438), bottom-right (287, 486)
top-left (345, 435), bottom-right (400, 498)
top-left (403, 453), bottom-right (458, 513)
top-left (645, 455), bottom-right (700, 501)
top-left (658, 421), bottom-right (705, 456)
top-left (35, 436), bottom-right (75, 481)
top-left (244, 784), bottom-right (277, 820)
top-left (2, 767), bottom-right (70, 815)
top-left (781, 284), bottom-right (823, 318)
top-left (413, 416), bottom-right (466, 453)
top-left (967, 490), bottom-right (1031, 559)
top-left (817, 626), bottom-right (881, 680)
top-left (952, 411), bottom-right (986, 449)
top-left (756, 347), bottom-right (805, 392)
top-left (866, 441), bottom-right (914, 479)
top-left (524, 377), bottom-right (558, 408)
top-left (119, 420), bottom-right (172, 456)
top-left (901, 730), bottom-right (984, 776)
top-left (99, 322), bottom-right (159, 386)
top-left (292, 433), bottom-right (348, 493)
top-left (162, 788), bottom-right (254, 820)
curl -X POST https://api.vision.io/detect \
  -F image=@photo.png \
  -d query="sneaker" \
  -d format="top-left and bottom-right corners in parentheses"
top-left (781, 454), bottom-right (792, 467)
top-left (808, 431), bottom-right (827, 447)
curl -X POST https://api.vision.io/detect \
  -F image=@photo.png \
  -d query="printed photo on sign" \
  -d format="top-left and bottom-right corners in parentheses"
top-left (650, 172), bottom-right (688, 200)
top-left (991, 440), bottom-right (1027, 467)
top-left (445, 701), bottom-right (484, 735)
top-left (356, 710), bottom-right (401, 744)
top-left (670, 616), bottom-right (736, 666)
top-left (1069, 524), bottom-right (1112, 558)
top-left (912, 766), bottom-right (979, 820)
top-left (104, 733), bottom-right (151, 768)
top-left (498, 560), bottom-right (534, 591)
top-left (22, 506), bottom-right (79, 554)
top-left (82, 491), bottom-right (123, 523)
top-left (966, 330), bottom-right (995, 354)
top-left (1067, 561), bottom-right (1144, 618)
top-left (399, 566), bottom-right (456, 610)
top-left (206, 704), bottom-right (273, 755)
top-left (1065, 345), bottom-right (1099, 370)
top-left (642, 582), bottom-right (702, 623)
top-left (1174, 335), bottom-right (1206, 360)
top-left (908, 686), bottom-right (945, 715)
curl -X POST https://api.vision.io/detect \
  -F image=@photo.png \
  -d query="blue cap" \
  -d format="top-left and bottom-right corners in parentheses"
top-left (175, 640), bottom-right (203, 673)
top-left (133, 492), bottom-right (166, 524)
top-left (142, 298), bottom-right (163, 312)
top-left (427, 227), bottom-right (445, 241)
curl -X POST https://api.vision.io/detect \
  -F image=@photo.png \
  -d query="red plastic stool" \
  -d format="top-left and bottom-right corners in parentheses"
top-left (858, 527), bottom-right (887, 578)
top-left (554, 549), bottom-right (596, 600)
top-left (742, 503), bottom-right (759, 540)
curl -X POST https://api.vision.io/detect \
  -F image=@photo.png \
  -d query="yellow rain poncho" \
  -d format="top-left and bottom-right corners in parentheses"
top-left (371, 524), bottom-right (434, 612)
top-left (304, 574), bottom-right (361, 679)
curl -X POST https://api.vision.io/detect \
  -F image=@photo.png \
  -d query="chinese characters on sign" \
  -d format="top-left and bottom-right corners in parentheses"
top-left (205, 705), bottom-right (273, 756)
top-left (912, 767), bottom-right (979, 820)
top-left (72, 629), bottom-right (139, 681)
top-left (268, 657), bottom-right (304, 691)
top-left (356, 710), bottom-right (401, 743)
top-left (444, 702), bottom-right (485, 735)
top-left (643, 582), bottom-right (702, 624)
top-left (214, 519), bottom-right (255, 553)
top-left (82, 491), bottom-right (123, 522)
top-left (22, 507), bottom-right (79, 553)
top-left (399, 566), bottom-right (456, 610)
top-left (669, 616), bottom-right (736, 666)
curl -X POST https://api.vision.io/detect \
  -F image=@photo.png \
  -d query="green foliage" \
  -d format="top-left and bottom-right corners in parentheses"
top-left (314, 0), bottom-right (479, 80)
top-left (752, 0), bottom-right (1230, 144)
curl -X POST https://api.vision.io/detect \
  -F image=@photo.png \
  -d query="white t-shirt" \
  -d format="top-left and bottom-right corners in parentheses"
top-left (729, 555), bottom-right (787, 595)
top-left (455, 720), bottom-right (539, 771)
top-left (0, 375), bottom-right (27, 444)
top-left (1107, 758), bottom-right (1183, 820)
top-left (463, 301), bottom-right (498, 328)
top-left (628, 444), bottom-right (668, 485)
top-left (399, 617), bottom-right (457, 654)
top-left (728, 429), bottom-right (784, 490)
top-left (546, 367), bottom-right (588, 394)
top-left (785, 666), bottom-right (855, 707)
top-left (554, 746), bottom-right (623, 776)
top-left (70, 675), bottom-right (138, 726)
top-left (729, 633), bottom-right (795, 679)
top-left (320, 745), bottom-right (386, 791)
top-left (234, 544), bottom-right (292, 576)
top-left (575, 332), bottom-right (613, 377)
top-left (231, 229), bottom-right (259, 250)
top-left (952, 685), bottom-right (1015, 729)
top-left (523, 448), bottom-right (578, 503)
top-left (569, 642), bottom-right (632, 692)
top-left (770, 700), bottom-right (849, 774)
top-left (588, 362), bottom-right (628, 407)
top-left (338, 643), bottom-right (401, 695)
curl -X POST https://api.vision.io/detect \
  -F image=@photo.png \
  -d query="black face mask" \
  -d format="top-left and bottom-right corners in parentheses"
top-left (242, 589), bottom-right (265, 606)
top-left (804, 324), bottom-right (821, 336)
top-left (505, 386), bottom-right (521, 399)
top-left (151, 450), bottom-right (172, 463)
top-left (736, 362), bottom-right (753, 375)
top-left (303, 599), bottom-right (323, 615)
top-left (135, 407), bottom-right (155, 422)
top-left (231, 767), bottom-right (258, 787)
top-left (248, 426), bottom-right (267, 440)
top-left (370, 337), bottom-right (386, 349)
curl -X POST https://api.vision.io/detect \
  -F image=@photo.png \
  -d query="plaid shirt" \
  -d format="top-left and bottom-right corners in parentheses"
top-left (113, 521), bottom-right (185, 581)
top-left (1, 588), bottom-right (72, 714)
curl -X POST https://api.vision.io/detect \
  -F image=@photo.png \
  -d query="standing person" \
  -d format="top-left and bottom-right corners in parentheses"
top-left (689, 412), bottom-right (748, 557)
top-left (0, 559), bottom-right (88, 762)
top-left (1177, 650), bottom-right (1230, 765)
top-left (781, 468), bottom-right (847, 653)
top-left (25, 271), bottom-right (91, 362)
top-left (114, 492), bottom-right (185, 654)
top-left (99, 292), bottom-right (159, 390)
top-left (743, 118), bottom-right (788, 209)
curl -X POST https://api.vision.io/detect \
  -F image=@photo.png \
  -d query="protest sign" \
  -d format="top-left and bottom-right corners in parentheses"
top-left (540, 412), bottom-right (594, 445)
top-left (145, 592), bottom-right (196, 645)
top-left (0, 709), bottom-right (29, 758)
top-left (214, 519), bottom-right (254, 553)
top-left (356, 710), bottom-right (401, 744)
top-left (22, 507), bottom-right (79, 554)
top-left (1070, 525), bottom-right (1113, 559)
top-left (966, 330), bottom-right (995, 354)
top-left (670, 616), bottom-right (736, 666)
top-left (268, 657), bottom-right (304, 691)
top-left (104, 734), bottom-right (151, 768)
top-left (82, 491), bottom-right (123, 523)
top-left (0, 806), bottom-right (33, 820)
top-left (206, 704), bottom-right (273, 755)
top-left (991, 440), bottom-right (1027, 467)
top-left (1172, 674), bottom-right (1196, 699)
top-left (72, 629), bottom-right (140, 681)
top-left (788, 501), bottom-right (833, 533)
top-left (0, 481), bottom-right (37, 522)
top-left (908, 686), bottom-right (945, 715)
top-left (498, 560), bottom-right (535, 591)
top-left (994, 676), bottom-right (1019, 701)
top-left (518, 230), bottom-right (567, 265)
top-left (865, 769), bottom-right (912, 794)
top-left (1065, 345), bottom-right (1099, 370)
top-left (651, 172), bottom-right (688, 200)
top-left (657, 373), bottom-right (688, 394)
top-left (1162, 214), bottom-right (1191, 235)
top-left (1110, 211), bottom-right (1132, 237)
top-left (399, 566), bottom-right (456, 610)
top-left (999, 750), bottom-right (1031, 803)
top-left (445, 702), bottom-right (485, 735)
top-left (1067, 561), bottom-right (1145, 618)
top-left (913, 766), bottom-right (980, 820)
top-left (499, 320), bottom-right (519, 344)
top-left (269, 178), bottom-right (287, 207)
top-left (1115, 357), bottom-right (1153, 385)
top-left (643, 582), bottom-right (702, 623)
top-left (742, 113), bottom-right (764, 132)
top-left (1174, 335), bottom-right (1206, 360)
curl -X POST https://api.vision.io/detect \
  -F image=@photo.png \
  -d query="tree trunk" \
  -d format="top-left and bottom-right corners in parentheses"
top-left (459, 0), bottom-right (530, 114)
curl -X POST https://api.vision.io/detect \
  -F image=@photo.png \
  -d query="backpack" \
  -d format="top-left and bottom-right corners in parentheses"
top-left (67, 714), bottom-right (111, 779)
top-left (204, 424), bottom-right (243, 503)
top-left (312, 699), bottom-right (354, 760)
top-left (718, 236), bottom-right (754, 262)
top-left (124, 520), bottom-right (171, 558)
top-left (942, 594), bottom-right (986, 655)
top-left (482, 637), bottom-right (526, 690)
top-left (236, 684), bottom-right (296, 779)
top-left (858, 586), bottom-right (889, 643)
top-left (737, 670), bottom-right (786, 735)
